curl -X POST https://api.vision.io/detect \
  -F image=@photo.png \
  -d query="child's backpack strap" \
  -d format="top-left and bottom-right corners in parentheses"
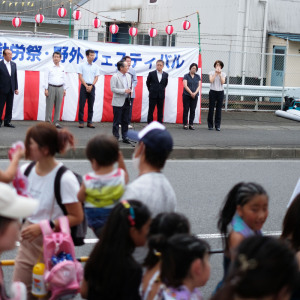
top-left (54, 165), bottom-right (68, 215)
top-left (54, 165), bottom-right (86, 246)
top-left (58, 216), bottom-right (70, 235)
top-left (24, 161), bottom-right (36, 177)
top-left (40, 219), bottom-right (53, 236)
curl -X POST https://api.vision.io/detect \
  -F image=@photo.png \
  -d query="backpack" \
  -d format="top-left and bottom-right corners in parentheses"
top-left (24, 162), bottom-right (87, 246)
top-left (39, 216), bottom-right (83, 300)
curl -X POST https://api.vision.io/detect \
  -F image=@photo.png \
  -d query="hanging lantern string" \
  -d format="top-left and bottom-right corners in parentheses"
top-left (0, 0), bottom-right (197, 27)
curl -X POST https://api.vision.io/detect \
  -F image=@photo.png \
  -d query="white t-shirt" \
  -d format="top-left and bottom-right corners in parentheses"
top-left (122, 172), bottom-right (177, 264)
top-left (121, 172), bottom-right (177, 217)
top-left (209, 71), bottom-right (226, 91)
top-left (20, 162), bottom-right (80, 223)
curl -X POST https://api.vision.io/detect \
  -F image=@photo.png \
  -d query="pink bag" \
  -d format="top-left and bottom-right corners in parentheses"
top-left (40, 217), bottom-right (83, 300)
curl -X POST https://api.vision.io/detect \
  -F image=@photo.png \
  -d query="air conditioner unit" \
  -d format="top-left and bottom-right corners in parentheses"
top-left (109, 0), bottom-right (143, 10)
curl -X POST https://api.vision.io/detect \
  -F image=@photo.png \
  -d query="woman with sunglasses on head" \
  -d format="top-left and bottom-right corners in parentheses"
top-left (81, 200), bottom-right (151, 300)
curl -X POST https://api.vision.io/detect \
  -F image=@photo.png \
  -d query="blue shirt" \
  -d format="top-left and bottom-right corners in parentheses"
top-left (128, 67), bottom-right (138, 98)
top-left (183, 73), bottom-right (201, 97)
top-left (78, 62), bottom-right (100, 84)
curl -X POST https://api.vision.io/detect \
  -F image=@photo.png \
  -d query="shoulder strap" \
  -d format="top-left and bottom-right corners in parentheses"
top-left (58, 216), bottom-right (70, 234)
top-left (24, 161), bottom-right (36, 177)
top-left (54, 165), bottom-right (68, 216)
top-left (40, 220), bottom-right (53, 236)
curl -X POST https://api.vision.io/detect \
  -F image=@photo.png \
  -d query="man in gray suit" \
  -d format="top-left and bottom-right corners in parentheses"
top-left (111, 60), bottom-right (132, 143)
top-left (123, 56), bottom-right (138, 129)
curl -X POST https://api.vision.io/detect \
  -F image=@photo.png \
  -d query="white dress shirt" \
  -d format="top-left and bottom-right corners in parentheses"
top-left (157, 70), bottom-right (162, 82)
top-left (4, 59), bottom-right (11, 76)
top-left (44, 64), bottom-right (66, 89)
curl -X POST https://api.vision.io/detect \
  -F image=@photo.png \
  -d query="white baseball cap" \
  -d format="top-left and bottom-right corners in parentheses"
top-left (0, 183), bottom-right (38, 219)
top-left (128, 121), bottom-right (173, 153)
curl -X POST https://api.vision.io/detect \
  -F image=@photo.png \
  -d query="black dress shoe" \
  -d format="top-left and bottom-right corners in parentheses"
top-left (122, 138), bottom-right (131, 144)
top-left (216, 127), bottom-right (221, 131)
top-left (4, 123), bottom-right (15, 128)
top-left (189, 125), bottom-right (195, 130)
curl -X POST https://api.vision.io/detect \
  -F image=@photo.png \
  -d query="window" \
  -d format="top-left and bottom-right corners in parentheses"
top-left (136, 33), bottom-right (176, 47)
top-left (98, 32), bottom-right (105, 42)
top-left (78, 29), bottom-right (89, 40)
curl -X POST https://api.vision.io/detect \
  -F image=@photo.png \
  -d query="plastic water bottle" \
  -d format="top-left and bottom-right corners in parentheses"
top-left (32, 263), bottom-right (47, 297)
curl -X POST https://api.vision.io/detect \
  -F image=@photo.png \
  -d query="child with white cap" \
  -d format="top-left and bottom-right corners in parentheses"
top-left (122, 121), bottom-right (177, 264)
top-left (0, 182), bottom-right (38, 300)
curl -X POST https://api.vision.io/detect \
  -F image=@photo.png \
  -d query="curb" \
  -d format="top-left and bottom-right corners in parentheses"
top-left (1, 147), bottom-right (300, 160)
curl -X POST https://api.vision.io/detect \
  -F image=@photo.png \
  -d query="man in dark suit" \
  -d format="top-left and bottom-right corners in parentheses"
top-left (146, 60), bottom-right (168, 124)
top-left (0, 49), bottom-right (18, 128)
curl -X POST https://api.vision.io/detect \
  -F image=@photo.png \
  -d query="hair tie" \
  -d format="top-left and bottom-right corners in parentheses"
top-left (238, 254), bottom-right (258, 272)
top-left (121, 200), bottom-right (136, 227)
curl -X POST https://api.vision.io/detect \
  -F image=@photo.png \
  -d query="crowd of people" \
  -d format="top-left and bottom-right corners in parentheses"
top-left (0, 120), bottom-right (300, 300)
top-left (0, 47), bottom-right (227, 134)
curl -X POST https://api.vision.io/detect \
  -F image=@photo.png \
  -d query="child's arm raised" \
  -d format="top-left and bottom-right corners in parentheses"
top-left (118, 151), bottom-right (129, 184)
top-left (77, 183), bottom-right (86, 202)
top-left (0, 148), bottom-right (24, 183)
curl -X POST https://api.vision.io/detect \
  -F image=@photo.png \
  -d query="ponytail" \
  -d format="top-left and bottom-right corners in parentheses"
top-left (144, 213), bottom-right (190, 269)
top-left (57, 129), bottom-right (74, 154)
top-left (25, 123), bottom-right (75, 158)
top-left (218, 182), bottom-right (244, 249)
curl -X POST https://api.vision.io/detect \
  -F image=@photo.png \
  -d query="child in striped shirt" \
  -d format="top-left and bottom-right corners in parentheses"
top-left (78, 134), bottom-right (129, 237)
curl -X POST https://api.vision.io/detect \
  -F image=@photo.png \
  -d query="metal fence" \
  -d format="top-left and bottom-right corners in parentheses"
top-left (201, 50), bottom-right (300, 111)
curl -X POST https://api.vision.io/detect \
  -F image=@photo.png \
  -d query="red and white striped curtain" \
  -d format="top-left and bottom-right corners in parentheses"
top-left (8, 59), bottom-right (202, 124)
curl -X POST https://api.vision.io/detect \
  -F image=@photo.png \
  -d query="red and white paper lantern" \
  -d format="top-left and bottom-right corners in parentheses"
top-left (35, 14), bottom-right (44, 24)
top-left (129, 26), bottom-right (138, 37)
top-left (109, 24), bottom-right (119, 34)
top-left (148, 27), bottom-right (157, 38)
top-left (93, 17), bottom-right (101, 28)
top-left (182, 20), bottom-right (191, 30)
top-left (12, 17), bottom-right (22, 28)
top-left (165, 24), bottom-right (174, 35)
top-left (57, 6), bottom-right (67, 18)
top-left (72, 10), bottom-right (82, 20)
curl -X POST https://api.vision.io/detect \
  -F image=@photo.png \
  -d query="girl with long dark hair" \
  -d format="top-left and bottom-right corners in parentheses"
top-left (81, 200), bottom-right (151, 300)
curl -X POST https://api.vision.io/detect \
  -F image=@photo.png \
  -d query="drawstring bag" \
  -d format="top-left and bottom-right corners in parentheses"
top-left (39, 217), bottom-right (83, 300)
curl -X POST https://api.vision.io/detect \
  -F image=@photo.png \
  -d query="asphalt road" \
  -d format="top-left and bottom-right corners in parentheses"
top-left (1, 159), bottom-right (299, 299)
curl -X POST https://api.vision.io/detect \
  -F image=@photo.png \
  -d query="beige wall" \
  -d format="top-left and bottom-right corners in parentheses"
top-left (266, 36), bottom-right (300, 87)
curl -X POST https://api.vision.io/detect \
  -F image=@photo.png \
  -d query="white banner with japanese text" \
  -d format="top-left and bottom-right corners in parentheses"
top-left (0, 36), bottom-right (201, 123)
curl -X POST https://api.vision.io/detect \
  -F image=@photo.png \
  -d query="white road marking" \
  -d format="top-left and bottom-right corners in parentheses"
top-left (81, 231), bottom-right (281, 244)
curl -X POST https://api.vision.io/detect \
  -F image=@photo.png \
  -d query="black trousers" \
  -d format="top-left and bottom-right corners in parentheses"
top-left (147, 97), bottom-right (164, 123)
top-left (0, 91), bottom-right (14, 124)
top-left (207, 90), bottom-right (224, 129)
top-left (183, 94), bottom-right (198, 126)
top-left (112, 99), bottom-right (130, 140)
top-left (78, 85), bottom-right (95, 124)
